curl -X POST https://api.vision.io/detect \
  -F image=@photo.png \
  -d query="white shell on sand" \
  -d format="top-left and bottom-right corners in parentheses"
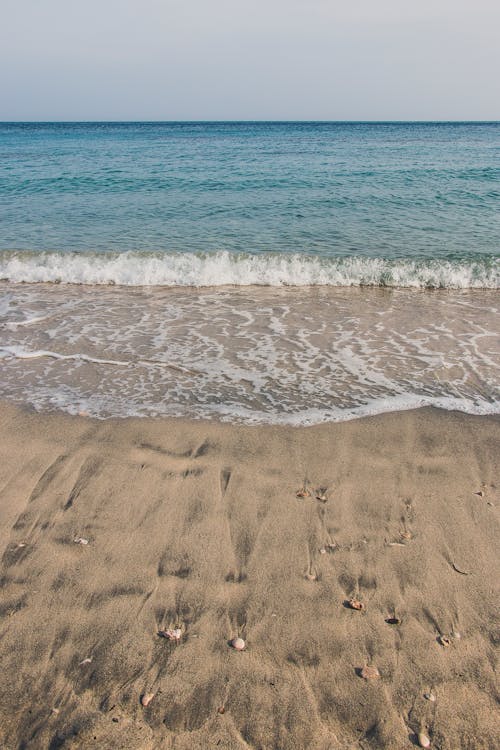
top-left (230, 637), bottom-right (245, 651)
top-left (159, 628), bottom-right (182, 641)
top-left (73, 537), bottom-right (89, 545)
top-left (348, 599), bottom-right (365, 611)
top-left (424, 692), bottom-right (436, 702)
top-left (360, 665), bottom-right (380, 680)
top-left (141, 692), bottom-right (155, 707)
top-left (418, 732), bottom-right (431, 748)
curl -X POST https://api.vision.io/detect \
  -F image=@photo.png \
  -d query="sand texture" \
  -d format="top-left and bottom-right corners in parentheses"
top-left (0, 404), bottom-right (498, 749)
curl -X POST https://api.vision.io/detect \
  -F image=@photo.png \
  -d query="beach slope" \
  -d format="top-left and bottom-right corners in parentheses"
top-left (0, 404), bottom-right (498, 749)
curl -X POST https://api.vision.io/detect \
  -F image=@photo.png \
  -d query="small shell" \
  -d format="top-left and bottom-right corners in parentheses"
top-left (474, 490), bottom-right (484, 497)
top-left (296, 487), bottom-right (311, 498)
top-left (305, 572), bottom-right (317, 582)
top-left (400, 530), bottom-right (412, 540)
top-left (230, 637), bottom-right (245, 651)
top-left (319, 547), bottom-right (327, 554)
top-left (360, 665), bottom-right (380, 680)
top-left (438, 635), bottom-right (451, 647)
top-left (347, 599), bottom-right (365, 611)
top-left (315, 489), bottom-right (328, 502)
top-left (79, 657), bottom-right (92, 665)
top-left (158, 627), bottom-right (182, 641)
top-left (418, 732), bottom-right (431, 748)
top-left (141, 692), bottom-right (155, 707)
top-left (73, 537), bottom-right (89, 545)
top-left (424, 692), bottom-right (436, 702)
top-left (217, 705), bottom-right (226, 714)
top-left (385, 616), bottom-right (401, 625)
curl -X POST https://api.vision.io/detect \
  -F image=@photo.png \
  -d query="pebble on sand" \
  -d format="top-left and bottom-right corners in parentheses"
top-left (418, 731), bottom-right (431, 748)
top-left (229, 637), bottom-right (246, 651)
top-left (347, 599), bottom-right (365, 611)
top-left (438, 634), bottom-right (451, 647)
top-left (141, 692), bottom-right (155, 707)
top-left (385, 616), bottom-right (401, 625)
top-left (424, 692), bottom-right (436, 702)
top-left (360, 665), bottom-right (380, 680)
top-left (73, 537), bottom-right (89, 545)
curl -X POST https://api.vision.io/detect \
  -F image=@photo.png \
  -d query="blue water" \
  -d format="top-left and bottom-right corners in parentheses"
top-left (0, 122), bottom-right (499, 422)
top-left (0, 122), bottom-right (499, 287)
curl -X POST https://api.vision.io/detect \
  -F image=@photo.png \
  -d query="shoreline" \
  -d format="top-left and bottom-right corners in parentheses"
top-left (0, 403), bottom-right (498, 749)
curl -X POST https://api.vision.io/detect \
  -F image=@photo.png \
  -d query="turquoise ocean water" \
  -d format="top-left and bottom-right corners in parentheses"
top-left (0, 122), bottom-right (498, 422)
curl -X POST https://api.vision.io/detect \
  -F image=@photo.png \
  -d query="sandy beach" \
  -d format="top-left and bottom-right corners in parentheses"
top-left (0, 403), bottom-right (498, 749)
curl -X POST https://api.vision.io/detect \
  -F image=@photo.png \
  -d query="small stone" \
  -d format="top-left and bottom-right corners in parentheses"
top-left (73, 537), bottom-right (89, 545)
top-left (305, 573), bottom-right (317, 581)
top-left (347, 599), bottom-right (365, 611)
top-left (418, 732), bottom-right (431, 748)
top-left (385, 616), bottom-right (401, 625)
top-left (400, 530), bottom-right (412, 540)
top-left (474, 490), bottom-right (484, 497)
top-left (141, 692), bottom-right (155, 707)
top-left (424, 692), bottom-right (436, 702)
top-left (217, 705), bottom-right (225, 714)
top-left (315, 489), bottom-right (328, 502)
top-left (360, 665), bottom-right (380, 680)
top-left (319, 547), bottom-right (327, 554)
top-left (296, 487), bottom-right (311, 498)
top-left (229, 637), bottom-right (245, 651)
top-left (438, 635), bottom-right (451, 647)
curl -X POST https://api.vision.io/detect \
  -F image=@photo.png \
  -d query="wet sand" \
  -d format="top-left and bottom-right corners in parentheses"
top-left (0, 403), bottom-right (498, 749)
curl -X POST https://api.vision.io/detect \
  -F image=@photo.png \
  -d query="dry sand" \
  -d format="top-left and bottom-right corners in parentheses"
top-left (0, 403), bottom-right (498, 750)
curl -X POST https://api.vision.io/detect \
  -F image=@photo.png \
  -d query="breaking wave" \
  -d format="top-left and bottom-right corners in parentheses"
top-left (0, 250), bottom-right (498, 289)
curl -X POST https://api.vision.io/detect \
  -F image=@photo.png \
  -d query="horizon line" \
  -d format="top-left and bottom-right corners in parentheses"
top-left (1, 119), bottom-right (499, 124)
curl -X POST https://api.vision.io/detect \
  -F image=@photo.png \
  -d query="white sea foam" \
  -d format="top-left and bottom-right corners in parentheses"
top-left (0, 250), bottom-right (498, 289)
top-left (0, 282), bottom-right (498, 425)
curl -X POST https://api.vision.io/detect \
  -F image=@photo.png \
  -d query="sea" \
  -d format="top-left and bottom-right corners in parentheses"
top-left (0, 121), bottom-right (498, 424)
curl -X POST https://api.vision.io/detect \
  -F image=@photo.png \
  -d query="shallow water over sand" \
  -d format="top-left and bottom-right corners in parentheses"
top-left (0, 283), bottom-right (498, 423)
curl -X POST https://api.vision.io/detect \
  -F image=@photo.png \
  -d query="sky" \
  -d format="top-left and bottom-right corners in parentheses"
top-left (1, 0), bottom-right (499, 121)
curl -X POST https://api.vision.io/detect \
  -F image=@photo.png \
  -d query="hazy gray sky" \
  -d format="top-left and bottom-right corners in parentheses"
top-left (1, 0), bottom-right (499, 120)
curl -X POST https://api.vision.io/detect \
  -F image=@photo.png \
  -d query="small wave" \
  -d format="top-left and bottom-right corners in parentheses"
top-left (0, 250), bottom-right (498, 289)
